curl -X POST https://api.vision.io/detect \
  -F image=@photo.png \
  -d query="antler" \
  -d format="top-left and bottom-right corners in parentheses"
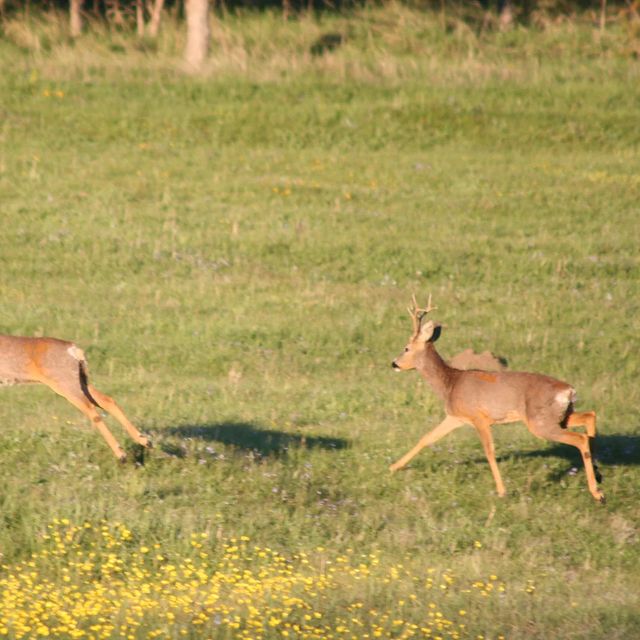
top-left (407, 293), bottom-right (437, 336)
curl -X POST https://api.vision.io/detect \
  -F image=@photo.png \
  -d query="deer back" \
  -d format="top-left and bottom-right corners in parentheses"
top-left (0, 336), bottom-right (83, 384)
top-left (447, 369), bottom-right (574, 425)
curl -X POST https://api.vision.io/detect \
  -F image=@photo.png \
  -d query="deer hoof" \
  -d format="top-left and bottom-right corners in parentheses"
top-left (592, 489), bottom-right (606, 504)
top-left (118, 450), bottom-right (127, 463)
top-left (140, 435), bottom-right (153, 449)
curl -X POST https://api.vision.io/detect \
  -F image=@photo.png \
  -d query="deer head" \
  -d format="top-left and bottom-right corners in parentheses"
top-left (392, 294), bottom-right (441, 371)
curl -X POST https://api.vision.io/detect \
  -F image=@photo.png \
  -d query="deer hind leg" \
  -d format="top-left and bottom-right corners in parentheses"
top-left (390, 415), bottom-right (465, 472)
top-left (472, 419), bottom-right (506, 497)
top-left (86, 385), bottom-right (151, 448)
top-left (564, 410), bottom-right (601, 482)
top-left (565, 411), bottom-right (597, 437)
top-left (527, 419), bottom-right (604, 503)
top-left (41, 377), bottom-right (127, 461)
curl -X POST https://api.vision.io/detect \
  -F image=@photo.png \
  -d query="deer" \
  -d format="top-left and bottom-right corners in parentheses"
top-left (390, 295), bottom-right (604, 503)
top-left (448, 348), bottom-right (507, 372)
top-left (0, 335), bottom-right (151, 461)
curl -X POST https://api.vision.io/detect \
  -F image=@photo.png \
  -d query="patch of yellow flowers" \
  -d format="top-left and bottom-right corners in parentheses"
top-left (0, 520), bottom-right (509, 639)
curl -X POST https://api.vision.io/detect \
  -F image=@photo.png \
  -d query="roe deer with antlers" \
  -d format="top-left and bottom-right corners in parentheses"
top-left (390, 296), bottom-right (603, 503)
top-left (0, 335), bottom-right (151, 461)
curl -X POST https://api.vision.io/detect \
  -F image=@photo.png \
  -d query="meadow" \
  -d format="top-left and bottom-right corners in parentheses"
top-left (0, 5), bottom-right (639, 638)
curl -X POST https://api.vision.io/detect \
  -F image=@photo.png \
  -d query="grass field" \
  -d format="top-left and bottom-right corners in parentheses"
top-left (0, 6), bottom-right (639, 639)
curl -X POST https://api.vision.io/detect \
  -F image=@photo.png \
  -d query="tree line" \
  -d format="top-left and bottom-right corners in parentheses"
top-left (0, 0), bottom-right (630, 70)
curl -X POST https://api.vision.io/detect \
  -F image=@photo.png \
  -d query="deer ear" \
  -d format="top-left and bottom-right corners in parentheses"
top-left (418, 320), bottom-right (441, 343)
top-left (418, 321), bottom-right (442, 343)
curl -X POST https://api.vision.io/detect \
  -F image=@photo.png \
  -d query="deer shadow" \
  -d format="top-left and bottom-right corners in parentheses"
top-left (479, 432), bottom-right (640, 482)
top-left (518, 432), bottom-right (639, 463)
top-left (160, 421), bottom-right (349, 459)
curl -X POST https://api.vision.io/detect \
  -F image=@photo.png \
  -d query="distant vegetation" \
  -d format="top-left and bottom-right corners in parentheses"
top-left (1, 0), bottom-right (639, 70)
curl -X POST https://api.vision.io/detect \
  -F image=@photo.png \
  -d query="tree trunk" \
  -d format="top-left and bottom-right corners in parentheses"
top-left (599, 0), bottom-right (607, 31)
top-left (185, 0), bottom-right (210, 70)
top-left (106, 0), bottom-right (126, 28)
top-left (136, 0), bottom-right (145, 36)
top-left (498, 0), bottom-right (513, 30)
top-left (148, 0), bottom-right (165, 38)
top-left (70, 0), bottom-right (83, 37)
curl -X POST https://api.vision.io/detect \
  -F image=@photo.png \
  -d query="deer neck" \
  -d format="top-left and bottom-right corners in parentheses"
top-left (416, 343), bottom-right (453, 401)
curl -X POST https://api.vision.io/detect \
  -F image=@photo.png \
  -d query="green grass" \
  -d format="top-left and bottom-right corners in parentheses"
top-left (0, 6), bottom-right (639, 639)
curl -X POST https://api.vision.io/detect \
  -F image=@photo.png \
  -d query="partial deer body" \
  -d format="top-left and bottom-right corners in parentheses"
top-left (390, 296), bottom-right (603, 503)
top-left (448, 348), bottom-right (507, 372)
top-left (0, 335), bottom-right (151, 461)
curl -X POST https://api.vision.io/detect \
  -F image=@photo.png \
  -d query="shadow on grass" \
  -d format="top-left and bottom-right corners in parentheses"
top-left (515, 433), bottom-right (640, 467)
top-left (161, 421), bottom-right (349, 458)
top-left (463, 433), bottom-right (640, 482)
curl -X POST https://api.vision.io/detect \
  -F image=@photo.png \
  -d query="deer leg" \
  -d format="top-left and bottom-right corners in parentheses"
top-left (86, 385), bottom-right (151, 448)
top-left (565, 411), bottom-right (597, 437)
top-left (42, 379), bottom-right (127, 461)
top-left (472, 420), bottom-right (506, 497)
top-left (390, 415), bottom-right (465, 472)
top-left (565, 411), bottom-right (601, 482)
top-left (527, 420), bottom-right (604, 503)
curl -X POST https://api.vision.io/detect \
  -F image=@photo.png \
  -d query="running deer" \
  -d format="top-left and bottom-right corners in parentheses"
top-left (390, 296), bottom-right (604, 503)
top-left (0, 335), bottom-right (151, 461)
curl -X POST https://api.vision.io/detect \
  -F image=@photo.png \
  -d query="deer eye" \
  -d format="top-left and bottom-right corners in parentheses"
top-left (404, 347), bottom-right (409, 352)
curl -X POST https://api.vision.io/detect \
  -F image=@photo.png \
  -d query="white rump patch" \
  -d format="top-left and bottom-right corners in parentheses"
top-left (67, 345), bottom-right (85, 362)
top-left (555, 387), bottom-right (576, 408)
